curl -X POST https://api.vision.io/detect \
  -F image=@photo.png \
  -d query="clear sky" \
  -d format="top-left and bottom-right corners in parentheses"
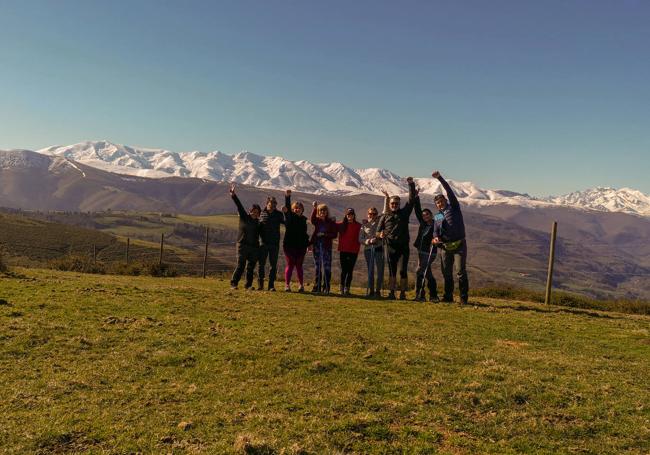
top-left (1, 0), bottom-right (648, 196)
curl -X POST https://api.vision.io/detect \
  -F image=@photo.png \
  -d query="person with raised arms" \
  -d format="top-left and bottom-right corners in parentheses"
top-left (431, 170), bottom-right (469, 304)
top-left (377, 177), bottom-right (417, 300)
top-left (413, 191), bottom-right (441, 302)
top-left (229, 183), bottom-right (262, 290)
top-left (281, 189), bottom-right (309, 292)
top-left (258, 195), bottom-right (284, 291)
top-left (359, 204), bottom-right (385, 298)
top-left (337, 208), bottom-right (362, 296)
top-left (309, 201), bottom-right (338, 295)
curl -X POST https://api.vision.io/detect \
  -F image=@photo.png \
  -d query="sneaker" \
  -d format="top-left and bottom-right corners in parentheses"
top-left (284, 285), bottom-right (291, 292)
top-left (268, 287), bottom-right (276, 292)
top-left (311, 286), bottom-right (320, 294)
top-left (230, 284), bottom-right (238, 290)
top-left (399, 291), bottom-right (406, 301)
top-left (298, 286), bottom-right (305, 293)
top-left (460, 297), bottom-right (469, 305)
top-left (387, 291), bottom-right (396, 300)
top-left (414, 295), bottom-right (425, 302)
top-left (429, 296), bottom-right (441, 303)
top-left (244, 286), bottom-right (253, 291)
top-left (343, 287), bottom-right (350, 296)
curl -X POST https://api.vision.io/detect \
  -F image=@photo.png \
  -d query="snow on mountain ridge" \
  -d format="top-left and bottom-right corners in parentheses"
top-left (35, 141), bottom-right (650, 217)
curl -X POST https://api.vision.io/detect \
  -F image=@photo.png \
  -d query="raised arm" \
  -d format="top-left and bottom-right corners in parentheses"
top-left (381, 189), bottom-right (390, 214)
top-left (284, 190), bottom-right (292, 221)
top-left (402, 177), bottom-right (417, 216)
top-left (231, 194), bottom-right (248, 219)
top-left (414, 195), bottom-right (424, 223)
top-left (433, 171), bottom-right (459, 208)
top-left (310, 201), bottom-right (318, 225)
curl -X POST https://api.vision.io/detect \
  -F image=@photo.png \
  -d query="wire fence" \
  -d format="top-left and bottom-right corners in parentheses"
top-left (2, 224), bottom-right (648, 299)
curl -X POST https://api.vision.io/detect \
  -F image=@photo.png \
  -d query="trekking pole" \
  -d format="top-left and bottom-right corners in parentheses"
top-left (366, 245), bottom-right (373, 296)
top-left (319, 237), bottom-right (324, 292)
top-left (421, 243), bottom-right (436, 299)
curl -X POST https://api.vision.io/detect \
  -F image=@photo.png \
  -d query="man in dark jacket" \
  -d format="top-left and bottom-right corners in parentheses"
top-left (413, 194), bottom-right (440, 302)
top-left (229, 183), bottom-right (261, 290)
top-left (432, 171), bottom-right (469, 304)
top-left (378, 177), bottom-right (417, 300)
top-left (258, 196), bottom-right (284, 291)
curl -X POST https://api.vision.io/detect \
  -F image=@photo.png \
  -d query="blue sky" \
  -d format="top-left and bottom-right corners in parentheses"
top-left (0, 0), bottom-right (648, 196)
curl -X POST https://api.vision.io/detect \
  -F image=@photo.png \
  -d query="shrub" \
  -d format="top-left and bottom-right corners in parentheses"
top-left (107, 262), bottom-right (143, 276)
top-left (0, 251), bottom-right (8, 273)
top-left (48, 255), bottom-right (105, 274)
top-left (147, 262), bottom-right (177, 278)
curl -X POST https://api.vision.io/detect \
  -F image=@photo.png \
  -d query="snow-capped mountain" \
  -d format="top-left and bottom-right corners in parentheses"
top-left (35, 141), bottom-right (650, 217)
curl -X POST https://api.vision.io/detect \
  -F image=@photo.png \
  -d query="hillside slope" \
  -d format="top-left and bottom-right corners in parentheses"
top-left (1, 270), bottom-right (648, 453)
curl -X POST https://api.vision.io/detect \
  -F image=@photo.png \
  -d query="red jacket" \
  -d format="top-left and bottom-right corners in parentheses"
top-left (337, 220), bottom-right (361, 254)
top-left (310, 208), bottom-right (338, 250)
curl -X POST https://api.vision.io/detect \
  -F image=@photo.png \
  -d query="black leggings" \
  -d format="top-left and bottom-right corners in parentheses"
top-left (340, 252), bottom-right (358, 289)
top-left (387, 244), bottom-right (410, 279)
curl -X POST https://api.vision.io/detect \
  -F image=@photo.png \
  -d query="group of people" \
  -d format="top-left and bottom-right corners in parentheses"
top-left (229, 171), bottom-right (469, 304)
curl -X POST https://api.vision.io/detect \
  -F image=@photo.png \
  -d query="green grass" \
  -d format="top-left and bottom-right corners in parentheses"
top-left (1, 269), bottom-right (649, 454)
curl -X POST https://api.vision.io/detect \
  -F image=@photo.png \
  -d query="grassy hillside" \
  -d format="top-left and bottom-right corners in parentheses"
top-left (1, 269), bottom-right (648, 453)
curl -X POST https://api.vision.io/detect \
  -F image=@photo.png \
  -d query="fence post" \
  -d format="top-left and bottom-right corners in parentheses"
top-left (202, 227), bottom-right (209, 278)
top-left (126, 237), bottom-right (130, 264)
top-left (159, 233), bottom-right (164, 266)
top-left (544, 221), bottom-right (558, 305)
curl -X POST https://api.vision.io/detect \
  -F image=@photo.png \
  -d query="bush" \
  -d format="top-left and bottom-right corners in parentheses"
top-left (48, 255), bottom-right (106, 274)
top-left (147, 262), bottom-right (177, 277)
top-left (107, 262), bottom-right (143, 276)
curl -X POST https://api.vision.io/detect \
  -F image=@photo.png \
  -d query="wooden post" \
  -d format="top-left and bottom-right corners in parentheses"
top-left (126, 238), bottom-right (130, 264)
top-left (202, 227), bottom-right (209, 278)
top-left (93, 244), bottom-right (97, 265)
top-left (544, 221), bottom-right (558, 305)
top-left (159, 233), bottom-right (164, 266)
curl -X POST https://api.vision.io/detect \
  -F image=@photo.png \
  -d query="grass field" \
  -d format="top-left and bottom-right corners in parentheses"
top-left (1, 269), bottom-right (649, 454)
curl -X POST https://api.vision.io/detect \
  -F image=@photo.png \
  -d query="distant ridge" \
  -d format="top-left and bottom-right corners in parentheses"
top-left (5, 140), bottom-right (644, 217)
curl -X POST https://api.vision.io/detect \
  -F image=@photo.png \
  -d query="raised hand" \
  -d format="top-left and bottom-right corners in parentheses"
top-left (432, 171), bottom-right (441, 179)
top-left (286, 189), bottom-right (292, 197)
top-left (406, 176), bottom-right (414, 184)
top-left (312, 201), bottom-right (318, 208)
top-left (381, 189), bottom-right (389, 198)
top-left (229, 182), bottom-right (236, 195)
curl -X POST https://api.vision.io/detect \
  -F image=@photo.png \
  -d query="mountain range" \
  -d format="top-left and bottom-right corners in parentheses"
top-left (34, 141), bottom-right (650, 217)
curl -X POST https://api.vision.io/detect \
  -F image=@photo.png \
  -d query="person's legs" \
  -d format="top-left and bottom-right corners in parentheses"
top-left (231, 247), bottom-right (247, 287)
top-left (257, 245), bottom-right (268, 290)
top-left (339, 252), bottom-right (349, 294)
top-left (387, 248), bottom-right (401, 297)
top-left (399, 245), bottom-right (410, 300)
top-left (375, 247), bottom-right (384, 294)
top-left (441, 248), bottom-right (455, 301)
top-left (295, 248), bottom-right (306, 287)
top-left (312, 243), bottom-right (322, 292)
top-left (267, 244), bottom-right (279, 290)
top-left (323, 247), bottom-right (332, 294)
top-left (415, 250), bottom-right (427, 300)
top-left (457, 241), bottom-right (469, 303)
top-left (245, 249), bottom-right (258, 289)
top-left (284, 246), bottom-right (294, 287)
top-left (425, 252), bottom-right (438, 301)
top-left (364, 248), bottom-right (374, 295)
top-left (345, 253), bottom-right (358, 291)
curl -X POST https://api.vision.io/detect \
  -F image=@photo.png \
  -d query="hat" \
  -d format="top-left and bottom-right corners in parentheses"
top-left (346, 207), bottom-right (355, 215)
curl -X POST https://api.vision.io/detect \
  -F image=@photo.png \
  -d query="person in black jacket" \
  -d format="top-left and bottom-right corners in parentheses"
top-left (378, 177), bottom-right (417, 300)
top-left (413, 194), bottom-right (440, 302)
top-left (432, 171), bottom-right (469, 304)
top-left (258, 196), bottom-right (284, 291)
top-left (281, 189), bottom-right (309, 292)
top-left (229, 183), bottom-right (262, 290)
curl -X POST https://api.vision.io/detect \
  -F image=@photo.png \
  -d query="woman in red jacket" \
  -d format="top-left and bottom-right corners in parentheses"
top-left (337, 208), bottom-right (362, 296)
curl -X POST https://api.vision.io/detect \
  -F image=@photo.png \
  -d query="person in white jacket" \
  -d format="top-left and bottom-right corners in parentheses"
top-left (359, 193), bottom-right (390, 297)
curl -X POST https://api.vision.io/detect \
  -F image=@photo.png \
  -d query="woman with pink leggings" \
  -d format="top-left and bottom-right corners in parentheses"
top-left (281, 190), bottom-right (310, 292)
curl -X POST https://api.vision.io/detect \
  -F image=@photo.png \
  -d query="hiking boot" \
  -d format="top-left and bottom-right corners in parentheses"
top-left (284, 285), bottom-right (291, 292)
top-left (387, 291), bottom-right (396, 300)
top-left (460, 297), bottom-right (469, 305)
top-left (297, 286), bottom-right (305, 293)
top-left (429, 295), bottom-right (441, 303)
top-left (230, 284), bottom-right (238, 290)
top-left (268, 287), bottom-right (276, 292)
top-left (311, 286), bottom-right (320, 294)
top-left (399, 291), bottom-right (406, 300)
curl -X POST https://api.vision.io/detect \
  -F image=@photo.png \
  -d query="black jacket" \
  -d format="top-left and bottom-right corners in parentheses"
top-left (413, 196), bottom-right (435, 251)
top-left (259, 207), bottom-right (284, 246)
top-left (378, 181), bottom-right (416, 247)
top-left (282, 195), bottom-right (310, 249)
top-left (232, 194), bottom-right (261, 249)
top-left (433, 176), bottom-right (466, 242)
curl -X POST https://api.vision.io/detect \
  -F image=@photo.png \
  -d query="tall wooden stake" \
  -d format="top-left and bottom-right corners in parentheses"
top-left (202, 227), bottom-right (209, 278)
top-left (126, 238), bottom-right (130, 264)
top-left (159, 233), bottom-right (164, 266)
top-left (544, 221), bottom-right (558, 305)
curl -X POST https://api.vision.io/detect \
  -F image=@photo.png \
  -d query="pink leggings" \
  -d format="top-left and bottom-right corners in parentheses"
top-left (284, 246), bottom-right (307, 285)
